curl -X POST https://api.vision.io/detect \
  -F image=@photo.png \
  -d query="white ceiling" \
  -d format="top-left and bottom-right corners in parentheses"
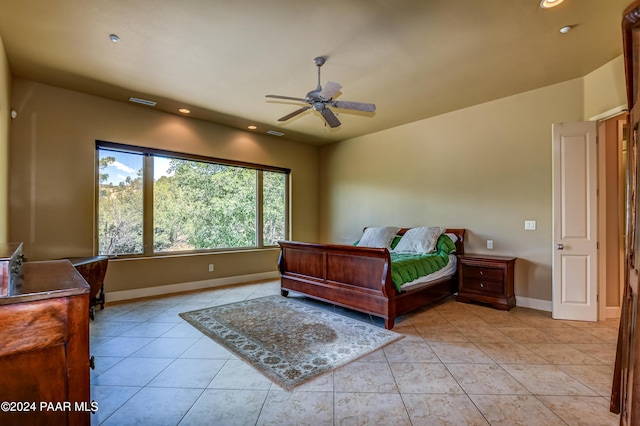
top-left (0, 0), bottom-right (631, 145)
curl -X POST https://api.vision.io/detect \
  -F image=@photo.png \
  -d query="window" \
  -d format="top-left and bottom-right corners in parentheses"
top-left (262, 171), bottom-right (287, 246)
top-left (96, 141), bottom-right (289, 256)
top-left (98, 150), bottom-right (144, 255)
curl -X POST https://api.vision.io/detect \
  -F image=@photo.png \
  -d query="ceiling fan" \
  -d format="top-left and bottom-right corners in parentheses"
top-left (266, 57), bottom-right (376, 128)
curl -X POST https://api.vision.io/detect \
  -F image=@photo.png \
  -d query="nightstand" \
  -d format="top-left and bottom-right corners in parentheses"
top-left (456, 254), bottom-right (516, 310)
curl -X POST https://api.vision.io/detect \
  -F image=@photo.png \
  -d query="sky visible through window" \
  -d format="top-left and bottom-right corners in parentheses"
top-left (99, 151), bottom-right (173, 184)
top-left (154, 157), bottom-right (172, 181)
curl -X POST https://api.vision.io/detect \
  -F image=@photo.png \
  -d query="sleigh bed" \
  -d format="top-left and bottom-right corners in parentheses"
top-left (278, 228), bottom-right (465, 329)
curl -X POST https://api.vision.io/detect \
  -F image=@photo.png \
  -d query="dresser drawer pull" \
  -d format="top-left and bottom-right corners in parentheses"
top-left (480, 283), bottom-right (484, 288)
top-left (480, 271), bottom-right (484, 276)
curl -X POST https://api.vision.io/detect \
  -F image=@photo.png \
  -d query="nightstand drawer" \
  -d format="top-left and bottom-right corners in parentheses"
top-left (461, 265), bottom-right (503, 282)
top-left (462, 278), bottom-right (504, 295)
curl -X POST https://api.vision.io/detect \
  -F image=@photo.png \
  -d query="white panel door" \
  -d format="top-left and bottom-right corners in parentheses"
top-left (552, 121), bottom-right (598, 321)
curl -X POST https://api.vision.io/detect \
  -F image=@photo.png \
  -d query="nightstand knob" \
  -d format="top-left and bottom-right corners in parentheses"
top-left (480, 271), bottom-right (484, 276)
top-left (480, 283), bottom-right (484, 288)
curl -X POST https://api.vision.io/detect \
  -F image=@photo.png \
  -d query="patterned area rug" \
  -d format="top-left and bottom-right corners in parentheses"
top-left (179, 295), bottom-right (403, 390)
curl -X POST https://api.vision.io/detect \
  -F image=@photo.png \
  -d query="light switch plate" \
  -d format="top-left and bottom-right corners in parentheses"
top-left (524, 220), bottom-right (536, 230)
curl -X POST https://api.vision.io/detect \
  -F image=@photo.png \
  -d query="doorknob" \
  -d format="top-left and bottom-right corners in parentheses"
top-left (556, 244), bottom-right (564, 250)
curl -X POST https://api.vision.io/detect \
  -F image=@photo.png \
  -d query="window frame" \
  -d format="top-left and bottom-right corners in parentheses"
top-left (95, 140), bottom-right (290, 258)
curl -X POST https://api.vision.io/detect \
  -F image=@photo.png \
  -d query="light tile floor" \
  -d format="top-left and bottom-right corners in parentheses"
top-left (90, 279), bottom-right (621, 425)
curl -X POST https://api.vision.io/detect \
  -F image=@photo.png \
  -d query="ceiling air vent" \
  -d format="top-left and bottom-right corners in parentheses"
top-left (129, 97), bottom-right (157, 107)
top-left (266, 130), bottom-right (285, 137)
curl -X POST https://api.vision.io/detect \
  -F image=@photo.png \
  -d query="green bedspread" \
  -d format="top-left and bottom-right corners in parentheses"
top-left (390, 235), bottom-right (456, 292)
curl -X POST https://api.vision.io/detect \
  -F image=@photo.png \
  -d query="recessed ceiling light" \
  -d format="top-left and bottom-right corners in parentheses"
top-left (178, 108), bottom-right (191, 114)
top-left (109, 34), bottom-right (120, 43)
top-left (559, 25), bottom-right (572, 33)
top-left (540, 0), bottom-right (564, 9)
top-left (247, 125), bottom-right (257, 130)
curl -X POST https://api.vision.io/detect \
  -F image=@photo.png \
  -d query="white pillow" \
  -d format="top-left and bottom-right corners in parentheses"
top-left (445, 233), bottom-right (459, 243)
top-left (392, 226), bottom-right (446, 254)
top-left (356, 226), bottom-right (400, 248)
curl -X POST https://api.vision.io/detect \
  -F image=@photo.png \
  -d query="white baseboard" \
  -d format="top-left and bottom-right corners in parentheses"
top-left (605, 306), bottom-right (621, 319)
top-left (515, 297), bottom-right (620, 318)
top-left (516, 296), bottom-right (552, 312)
top-left (105, 271), bottom-right (280, 303)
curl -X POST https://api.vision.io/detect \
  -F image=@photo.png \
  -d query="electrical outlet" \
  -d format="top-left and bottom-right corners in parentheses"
top-left (524, 220), bottom-right (537, 230)
top-left (208, 264), bottom-right (214, 272)
top-left (487, 240), bottom-right (494, 249)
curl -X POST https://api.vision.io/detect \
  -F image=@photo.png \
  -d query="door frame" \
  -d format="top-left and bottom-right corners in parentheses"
top-left (597, 112), bottom-right (628, 320)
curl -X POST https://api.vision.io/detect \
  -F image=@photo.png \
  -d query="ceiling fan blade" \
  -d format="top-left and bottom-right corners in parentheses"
top-left (266, 94), bottom-right (307, 102)
top-left (278, 106), bottom-right (311, 121)
top-left (320, 108), bottom-right (341, 128)
top-left (332, 100), bottom-right (376, 112)
top-left (319, 81), bottom-right (342, 100)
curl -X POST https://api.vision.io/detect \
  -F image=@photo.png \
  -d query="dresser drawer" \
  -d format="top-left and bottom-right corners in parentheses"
top-left (462, 278), bottom-right (504, 295)
top-left (461, 265), bottom-right (503, 282)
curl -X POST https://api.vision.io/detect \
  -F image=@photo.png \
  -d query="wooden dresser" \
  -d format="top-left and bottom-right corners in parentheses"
top-left (0, 248), bottom-right (91, 425)
top-left (456, 254), bottom-right (516, 310)
top-left (67, 256), bottom-right (108, 319)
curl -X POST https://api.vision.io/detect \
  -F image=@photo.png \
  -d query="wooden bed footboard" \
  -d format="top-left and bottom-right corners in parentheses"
top-left (278, 241), bottom-right (397, 324)
top-left (278, 228), bottom-right (466, 329)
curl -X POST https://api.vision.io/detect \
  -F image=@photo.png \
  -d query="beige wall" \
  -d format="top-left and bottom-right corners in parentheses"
top-left (320, 79), bottom-right (585, 302)
top-left (584, 55), bottom-right (626, 119)
top-left (9, 79), bottom-right (319, 292)
top-left (0, 36), bottom-right (10, 243)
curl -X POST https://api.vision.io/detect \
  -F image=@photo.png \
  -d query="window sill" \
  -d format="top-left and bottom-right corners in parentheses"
top-left (105, 246), bottom-right (281, 262)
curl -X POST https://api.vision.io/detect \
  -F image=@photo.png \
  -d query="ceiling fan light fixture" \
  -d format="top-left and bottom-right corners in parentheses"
top-left (559, 25), bottom-right (572, 34)
top-left (540, 0), bottom-right (564, 9)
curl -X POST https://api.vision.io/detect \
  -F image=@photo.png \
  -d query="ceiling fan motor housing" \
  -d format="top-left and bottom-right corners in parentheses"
top-left (306, 89), bottom-right (321, 101)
